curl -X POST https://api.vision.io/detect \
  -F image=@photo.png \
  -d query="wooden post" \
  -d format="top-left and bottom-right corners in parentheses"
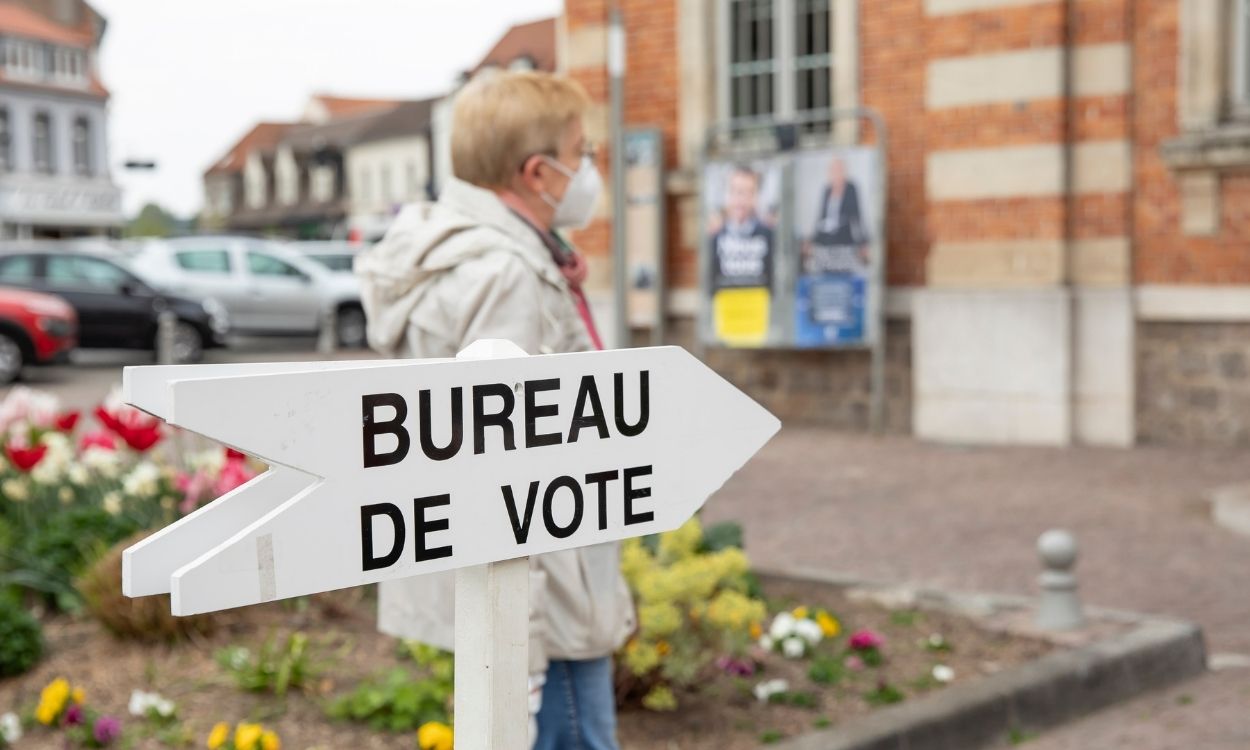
top-left (454, 558), bottom-right (529, 750)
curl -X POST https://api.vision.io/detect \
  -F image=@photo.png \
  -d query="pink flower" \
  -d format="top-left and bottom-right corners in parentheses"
top-left (715, 656), bottom-right (756, 677)
top-left (176, 470), bottom-right (213, 515)
top-left (849, 629), bottom-right (885, 651)
top-left (65, 703), bottom-right (84, 726)
top-left (93, 715), bottom-right (122, 745)
top-left (214, 456), bottom-right (255, 497)
top-left (844, 654), bottom-right (865, 672)
top-left (79, 430), bottom-right (117, 452)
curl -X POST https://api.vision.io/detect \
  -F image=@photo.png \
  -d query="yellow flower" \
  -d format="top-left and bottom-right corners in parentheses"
top-left (656, 640), bottom-right (671, 656)
top-left (260, 730), bottom-right (281, 750)
top-left (71, 687), bottom-right (85, 705)
top-left (417, 721), bottom-right (454, 750)
top-left (792, 606), bottom-right (810, 620)
top-left (816, 611), bottom-right (841, 638)
top-left (36, 678), bottom-right (71, 725)
top-left (206, 723), bottom-right (230, 750)
top-left (234, 722), bottom-right (263, 750)
top-left (750, 621), bottom-right (763, 640)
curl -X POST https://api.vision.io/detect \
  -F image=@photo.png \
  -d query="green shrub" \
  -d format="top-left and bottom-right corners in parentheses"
top-left (0, 597), bottom-right (43, 677)
top-left (217, 632), bottom-right (316, 696)
top-left (326, 666), bottom-right (453, 732)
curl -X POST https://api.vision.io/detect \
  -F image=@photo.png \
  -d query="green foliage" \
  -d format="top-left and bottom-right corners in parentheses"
top-left (808, 656), bottom-right (847, 686)
top-left (812, 716), bottom-right (833, 729)
top-left (860, 647), bottom-right (885, 668)
top-left (759, 729), bottom-right (784, 744)
top-left (217, 632), bottom-right (315, 696)
top-left (326, 666), bottom-right (453, 732)
top-left (864, 682), bottom-right (905, 707)
top-left (890, 610), bottom-right (920, 627)
top-left (1, 505), bottom-right (142, 610)
top-left (699, 521), bottom-right (743, 552)
top-left (0, 596), bottom-right (43, 677)
top-left (1008, 727), bottom-right (1038, 745)
top-left (767, 690), bottom-right (819, 709)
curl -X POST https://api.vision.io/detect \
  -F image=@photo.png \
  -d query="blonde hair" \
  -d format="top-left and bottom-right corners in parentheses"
top-left (451, 71), bottom-right (591, 189)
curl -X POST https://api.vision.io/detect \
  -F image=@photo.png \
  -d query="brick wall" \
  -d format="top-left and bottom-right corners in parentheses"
top-left (1138, 322), bottom-right (1250, 444)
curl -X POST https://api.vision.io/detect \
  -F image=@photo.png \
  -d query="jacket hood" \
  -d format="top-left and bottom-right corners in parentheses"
top-left (354, 178), bottom-right (563, 354)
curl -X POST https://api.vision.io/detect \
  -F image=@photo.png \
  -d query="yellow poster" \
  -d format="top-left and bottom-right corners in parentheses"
top-left (713, 287), bottom-right (770, 346)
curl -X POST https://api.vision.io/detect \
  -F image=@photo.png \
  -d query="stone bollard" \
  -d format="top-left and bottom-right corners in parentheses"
top-left (1036, 529), bottom-right (1085, 630)
top-left (156, 309), bottom-right (178, 365)
top-left (317, 307), bottom-right (337, 355)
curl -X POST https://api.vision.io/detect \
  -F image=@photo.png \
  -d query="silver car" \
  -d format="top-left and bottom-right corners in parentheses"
top-left (130, 236), bottom-right (367, 348)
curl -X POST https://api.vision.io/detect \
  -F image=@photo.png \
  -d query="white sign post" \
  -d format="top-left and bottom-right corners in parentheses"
top-left (122, 339), bottom-right (779, 750)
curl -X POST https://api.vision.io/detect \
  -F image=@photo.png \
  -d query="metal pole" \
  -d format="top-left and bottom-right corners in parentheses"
top-left (609, 6), bottom-right (628, 349)
top-left (156, 309), bottom-right (177, 365)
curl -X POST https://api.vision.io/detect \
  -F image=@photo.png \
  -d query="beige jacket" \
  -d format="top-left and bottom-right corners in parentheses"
top-left (357, 177), bottom-right (635, 672)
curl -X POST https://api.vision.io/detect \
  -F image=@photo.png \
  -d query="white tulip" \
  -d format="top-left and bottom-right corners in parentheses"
top-left (932, 665), bottom-right (955, 683)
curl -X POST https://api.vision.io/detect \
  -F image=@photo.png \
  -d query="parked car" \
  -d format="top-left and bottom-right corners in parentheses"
top-left (130, 237), bottom-right (366, 348)
top-left (0, 287), bottom-right (77, 383)
top-left (0, 245), bottom-right (227, 363)
top-left (289, 240), bottom-right (367, 274)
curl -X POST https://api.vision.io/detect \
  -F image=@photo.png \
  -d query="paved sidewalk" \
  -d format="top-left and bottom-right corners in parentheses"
top-left (706, 429), bottom-right (1250, 748)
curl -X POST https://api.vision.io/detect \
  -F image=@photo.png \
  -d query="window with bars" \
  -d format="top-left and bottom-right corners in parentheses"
top-left (724, 0), bottom-right (833, 135)
top-left (0, 109), bottom-right (10, 173)
top-left (72, 116), bottom-right (91, 177)
top-left (33, 112), bottom-right (53, 174)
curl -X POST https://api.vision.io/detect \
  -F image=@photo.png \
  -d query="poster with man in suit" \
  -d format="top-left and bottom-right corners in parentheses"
top-left (794, 149), bottom-right (880, 347)
top-left (703, 161), bottom-right (780, 346)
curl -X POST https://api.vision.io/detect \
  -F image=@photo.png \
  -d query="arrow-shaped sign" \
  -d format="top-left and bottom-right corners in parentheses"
top-left (124, 341), bottom-right (779, 616)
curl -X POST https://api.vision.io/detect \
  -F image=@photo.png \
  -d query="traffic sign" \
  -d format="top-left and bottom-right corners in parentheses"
top-left (123, 340), bottom-right (780, 616)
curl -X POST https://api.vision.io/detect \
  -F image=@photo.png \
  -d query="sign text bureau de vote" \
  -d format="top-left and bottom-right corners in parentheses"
top-left (121, 342), bottom-right (781, 616)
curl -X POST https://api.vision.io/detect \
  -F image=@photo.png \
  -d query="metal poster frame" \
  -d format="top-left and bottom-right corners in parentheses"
top-left (622, 127), bottom-right (668, 347)
top-left (697, 107), bottom-right (889, 432)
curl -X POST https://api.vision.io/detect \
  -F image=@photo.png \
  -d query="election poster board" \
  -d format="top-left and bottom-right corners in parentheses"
top-left (700, 145), bottom-right (883, 351)
top-left (792, 147), bottom-right (881, 348)
top-left (702, 159), bottom-right (783, 347)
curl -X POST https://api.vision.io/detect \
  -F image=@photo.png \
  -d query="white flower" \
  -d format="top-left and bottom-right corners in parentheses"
top-left (794, 618), bottom-right (824, 646)
top-left (752, 678), bottom-right (789, 703)
top-left (122, 462), bottom-right (161, 497)
top-left (83, 446), bottom-right (121, 478)
top-left (1, 478), bottom-right (28, 502)
top-left (782, 636), bottom-right (807, 659)
top-left (128, 689), bottom-right (151, 717)
top-left (932, 665), bottom-right (955, 683)
top-left (768, 612), bottom-right (796, 641)
top-left (928, 633), bottom-right (947, 648)
top-left (758, 635), bottom-right (774, 651)
top-left (31, 432), bottom-right (73, 484)
top-left (102, 492), bottom-right (122, 516)
top-left (58, 487), bottom-right (73, 504)
top-left (0, 386), bottom-right (60, 434)
top-left (0, 711), bottom-right (21, 743)
top-left (68, 464), bottom-right (90, 485)
top-left (188, 449), bottom-right (226, 476)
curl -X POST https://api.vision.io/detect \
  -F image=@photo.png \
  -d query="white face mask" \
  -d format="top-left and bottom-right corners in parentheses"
top-left (540, 155), bottom-right (602, 229)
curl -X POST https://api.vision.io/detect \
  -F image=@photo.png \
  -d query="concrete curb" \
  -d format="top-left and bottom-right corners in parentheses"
top-left (759, 570), bottom-right (1208, 750)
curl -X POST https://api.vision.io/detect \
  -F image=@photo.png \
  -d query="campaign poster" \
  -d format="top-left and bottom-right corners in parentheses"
top-left (792, 148), bottom-right (880, 347)
top-left (703, 159), bottom-right (781, 347)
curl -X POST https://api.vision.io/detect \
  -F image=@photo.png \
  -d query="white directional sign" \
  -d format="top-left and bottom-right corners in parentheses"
top-left (123, 340), bottom-right (780, 616)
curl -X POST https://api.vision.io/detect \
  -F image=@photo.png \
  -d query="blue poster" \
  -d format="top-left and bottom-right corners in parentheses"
top-left (795, 271), bottom-right (866, 346)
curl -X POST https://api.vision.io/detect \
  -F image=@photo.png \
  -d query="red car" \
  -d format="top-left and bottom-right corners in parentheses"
top-left (0, 287), bottom-right (77, 384)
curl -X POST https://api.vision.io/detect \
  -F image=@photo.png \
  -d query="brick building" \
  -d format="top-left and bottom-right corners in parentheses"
top-left (560, 0), bottom-right (1250, 446)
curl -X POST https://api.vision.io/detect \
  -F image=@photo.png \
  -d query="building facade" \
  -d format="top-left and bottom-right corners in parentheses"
top-left (561, 0), bottom-right (1250, 446)
top-left (0, 0), bottom-right (121, 238)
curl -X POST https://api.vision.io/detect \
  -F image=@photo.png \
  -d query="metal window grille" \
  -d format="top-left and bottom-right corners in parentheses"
top-left (722, 0), bottom-right (835, 136)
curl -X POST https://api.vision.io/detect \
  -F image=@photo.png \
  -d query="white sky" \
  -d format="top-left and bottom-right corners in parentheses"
top-left (90, 0), bottom-right (562, 218)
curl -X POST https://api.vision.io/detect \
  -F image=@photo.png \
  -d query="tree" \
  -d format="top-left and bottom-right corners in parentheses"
top-left (125, 203), bottom-right (180, 238)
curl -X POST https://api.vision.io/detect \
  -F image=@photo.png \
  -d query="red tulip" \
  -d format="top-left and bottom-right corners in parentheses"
top-left (94, 406), bottom-right (163, 453)
top-left (225, 447), bottom-right (247, 461)
top-left (54, 411), bottom-right (81, 432)
top-left (5, 442), bottom-right (47, 472)
top-left (120, 424), bottom-right (162, 452)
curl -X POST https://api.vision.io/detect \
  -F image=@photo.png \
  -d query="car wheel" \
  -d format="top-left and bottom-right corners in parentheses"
top-left (336, 306), bottom-right (367, 349)
top-left (0, 332), bottom-right (22, 384)
top-left (172, 321), bottom-right (204, 364)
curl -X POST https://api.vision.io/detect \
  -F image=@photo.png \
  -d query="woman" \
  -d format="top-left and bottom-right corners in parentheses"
top-left (356, 71), bottom-right (633, 750)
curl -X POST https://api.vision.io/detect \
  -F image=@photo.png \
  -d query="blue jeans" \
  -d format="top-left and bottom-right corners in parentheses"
top-left (534, 657), bottom-right (620, 750)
